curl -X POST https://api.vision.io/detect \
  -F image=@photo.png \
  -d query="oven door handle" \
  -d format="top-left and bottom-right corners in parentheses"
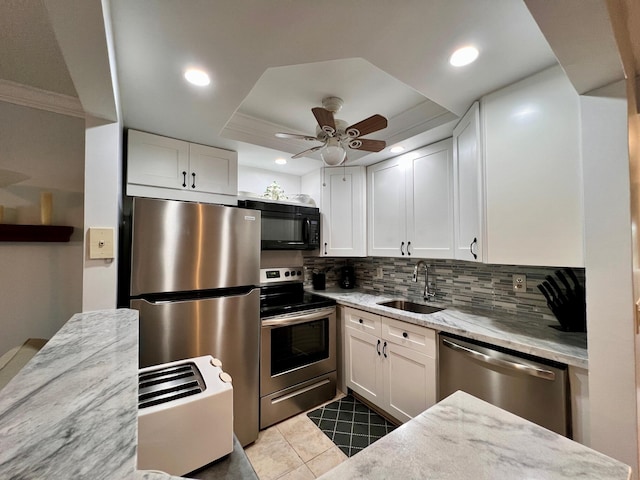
top-left (262, 307), bottom-right (335, 327)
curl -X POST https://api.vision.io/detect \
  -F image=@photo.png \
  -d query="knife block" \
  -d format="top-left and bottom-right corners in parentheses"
top-left (537, 268), bottom-right (586, 333)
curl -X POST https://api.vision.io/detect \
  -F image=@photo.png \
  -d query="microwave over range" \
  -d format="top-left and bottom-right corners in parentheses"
top-left (239, 199), bottom-right (320, 250)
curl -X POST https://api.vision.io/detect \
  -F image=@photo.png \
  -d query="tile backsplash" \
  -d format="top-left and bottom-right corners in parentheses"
top-left (303, 256), bottom-right (586, 324)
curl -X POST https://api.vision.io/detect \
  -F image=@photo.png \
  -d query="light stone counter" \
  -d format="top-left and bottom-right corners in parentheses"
top-left (0, 309), bottom-right (256, 480)
top-left (312, 288), bottom-right (588, 368)
top-left (318, 390), bottom-right (631, 480)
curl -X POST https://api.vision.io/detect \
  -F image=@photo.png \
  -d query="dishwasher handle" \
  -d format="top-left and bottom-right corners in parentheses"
top-left (441, 338), bottom-right (556, 381)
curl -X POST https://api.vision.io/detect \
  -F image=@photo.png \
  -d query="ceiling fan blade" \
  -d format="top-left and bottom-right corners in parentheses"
top-left (312, 107), bottom-right (336, 135)
top-left (275, 132), bottom-right (319, 141)
top-left (349, 138), bottom-right (386, 152)
top-left (292, 145), bottom-right (323, 159)
top-left (346, 114), bottom-right (388, 138)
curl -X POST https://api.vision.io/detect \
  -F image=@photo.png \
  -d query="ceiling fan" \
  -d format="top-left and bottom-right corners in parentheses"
top-left (275, 96), bottom-right (388, 166)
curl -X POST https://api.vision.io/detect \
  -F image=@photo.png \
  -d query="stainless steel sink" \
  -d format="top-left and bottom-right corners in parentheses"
top-left (377, 300), bottom-right (444, 315)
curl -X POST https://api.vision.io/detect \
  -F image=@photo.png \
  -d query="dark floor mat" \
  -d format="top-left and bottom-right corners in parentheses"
top-left (307, 394), bottom-right (397, 457)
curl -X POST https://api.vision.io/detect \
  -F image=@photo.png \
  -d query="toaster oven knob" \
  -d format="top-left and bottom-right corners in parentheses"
top-left (219, 372), bottom-right (232, 383)
top-left (210, 357), bottom-right (223, 368)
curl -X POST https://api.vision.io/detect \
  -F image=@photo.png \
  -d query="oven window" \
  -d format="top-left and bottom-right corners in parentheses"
top-left (271, 318), bottom-right (329, 376)
top-left (262, 216), bottom-right (304, 243)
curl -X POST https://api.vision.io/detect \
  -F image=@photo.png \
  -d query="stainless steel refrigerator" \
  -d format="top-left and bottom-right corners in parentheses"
top-left (126, 197), bottom-right (261, 446)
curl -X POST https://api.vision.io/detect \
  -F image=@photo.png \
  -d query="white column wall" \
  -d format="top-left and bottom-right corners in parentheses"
top-left (581, 88), bottom-right (639, 476)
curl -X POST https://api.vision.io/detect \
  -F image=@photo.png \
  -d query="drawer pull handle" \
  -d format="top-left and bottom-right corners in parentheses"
top-left (191, 172), bottom-right (196, 189)
top-left (359, 318), bottom-right (363, 324)
top-left (402, 332), bottom-right (408, 338)
top-left (400, 241), bottom-right (405, 255)
top-left (376, 339), bottom-right (381, 356)
top-left (383, 341), bottom-right (388, 358)
top-left (182, 171), bottom-right (187, 187)
top-left (469, 237), bottom-right (478, 260)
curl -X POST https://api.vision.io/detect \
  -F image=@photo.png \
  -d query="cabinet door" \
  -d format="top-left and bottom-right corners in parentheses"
top-left (453, 102), bottom-right (484, 262)
top-left (344, 327), bottom-right (384, 406)
top-left (367, 158), bottom-right (407, 257)
top-left (128, 130), bottom-right (189, 190)
top-left (406, 138), bottom-right (454, 259)
top-left (321, 166), bottom-right (366, 257)
top-left (188, 143), bottom-right (238, 195)
top-left (481, 66), bottom-right (583, 267)
top-left (383, 341), bottom-right (436, 423)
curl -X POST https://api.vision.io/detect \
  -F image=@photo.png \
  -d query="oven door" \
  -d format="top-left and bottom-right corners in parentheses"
top-left (260, 306), bottom-right (336, 396)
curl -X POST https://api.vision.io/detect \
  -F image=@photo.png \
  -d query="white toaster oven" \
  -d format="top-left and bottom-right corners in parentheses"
top-left (137, 355), bottom-right (233, 476)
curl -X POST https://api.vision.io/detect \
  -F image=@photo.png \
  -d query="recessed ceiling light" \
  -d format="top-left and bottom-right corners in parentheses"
top-left (390, 146), bottom-right (405, 154)
top-left (449, 46), bottom-right (479, 67)
top-left (184, 68), bottom-right (210, 86)
top-left (275, 158), bottom-right (287, 165)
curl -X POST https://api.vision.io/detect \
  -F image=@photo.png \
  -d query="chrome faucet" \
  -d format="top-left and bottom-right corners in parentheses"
top-left (413, 261), bottom-right (436, 301)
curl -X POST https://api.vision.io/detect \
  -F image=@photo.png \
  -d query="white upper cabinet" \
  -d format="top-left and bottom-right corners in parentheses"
top-left (481, 66), bottom-right (584, 267)
top-left (368, 138), bottom-right (454, 259)
top-left (301, 166), bottom-right (367, 257)
top-left (453, 102), bottom-right (484, 262)
top-left (127, 129), bottom-right (238, 204)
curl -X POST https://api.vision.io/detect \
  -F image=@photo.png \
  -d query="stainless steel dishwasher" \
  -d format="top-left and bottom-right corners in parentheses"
top-left (438, 333), bottom-right (570, 437)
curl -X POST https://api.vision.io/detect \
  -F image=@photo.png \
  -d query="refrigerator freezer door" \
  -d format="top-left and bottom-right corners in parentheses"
top-left (132, 288), bottom-right (260, 446)
top-left (130, 197), bottom-right (260, 296)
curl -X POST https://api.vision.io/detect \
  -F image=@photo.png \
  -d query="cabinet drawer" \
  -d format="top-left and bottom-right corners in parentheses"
top-left (382, 317), bottom-right (436, 357)
top-left (344, 307), bottom-right (381, 336)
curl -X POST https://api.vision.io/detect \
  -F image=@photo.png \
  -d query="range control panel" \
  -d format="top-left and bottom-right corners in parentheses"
top-left (260, 267), bottom-right (305, 285)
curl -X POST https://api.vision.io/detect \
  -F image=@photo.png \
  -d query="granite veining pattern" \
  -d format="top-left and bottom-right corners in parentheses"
top-left (0, 309), bottom-right (144, 479)
top-left (317, 391), bottom-right (631, 480)
top-left (313, 288), bottom-right (588, 368)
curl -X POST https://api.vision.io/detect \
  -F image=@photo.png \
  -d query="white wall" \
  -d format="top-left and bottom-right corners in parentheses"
top-left (238, 165), bottom-right (301, 197)
top-left (0, 101), bottom-right (84, 355)
top-left (581, 85), bottom-right (639, 475)
top-left (82, 118), bottom-right (121, 311)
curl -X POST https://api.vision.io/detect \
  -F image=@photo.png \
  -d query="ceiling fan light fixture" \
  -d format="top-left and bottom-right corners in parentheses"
top-left (449, 46), bottom-right (479, 67)
top-left (321, 138), bottom-right (346, 166)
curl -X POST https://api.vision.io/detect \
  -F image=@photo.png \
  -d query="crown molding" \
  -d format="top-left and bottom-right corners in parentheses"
top-left (0, 79), bottom-right (85, 118)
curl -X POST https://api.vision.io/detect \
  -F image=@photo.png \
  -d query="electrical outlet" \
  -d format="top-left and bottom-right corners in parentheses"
top-left (513, 274), bottom-right (527, 293)
top-left (375, 267), bottom-right (383, 280)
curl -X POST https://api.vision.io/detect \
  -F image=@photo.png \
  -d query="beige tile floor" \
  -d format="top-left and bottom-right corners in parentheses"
top-left (245, 393), bottom-right (348, 480)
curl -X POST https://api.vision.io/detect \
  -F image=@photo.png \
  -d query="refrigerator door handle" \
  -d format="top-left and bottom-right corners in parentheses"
top-left (441, 338), bottom-right (555, 381)
top-left (303, 218), bottom-right (310, 243)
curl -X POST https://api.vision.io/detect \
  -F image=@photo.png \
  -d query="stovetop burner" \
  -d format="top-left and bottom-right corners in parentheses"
top-left (259, 267), bottom-right (335, 318)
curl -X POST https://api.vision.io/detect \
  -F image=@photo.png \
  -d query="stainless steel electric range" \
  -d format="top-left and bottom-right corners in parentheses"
top-left (259, 267), bottom-right (337, 429)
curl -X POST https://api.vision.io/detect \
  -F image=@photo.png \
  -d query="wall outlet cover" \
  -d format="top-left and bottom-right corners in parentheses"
top-left (512, 274), bottom-right (527, 292)
top-left (89, 227), bottom-right (115, 259)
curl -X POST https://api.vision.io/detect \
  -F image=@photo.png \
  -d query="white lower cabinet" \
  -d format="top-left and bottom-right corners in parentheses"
top-left (343, 307), bottom-right (437, 423)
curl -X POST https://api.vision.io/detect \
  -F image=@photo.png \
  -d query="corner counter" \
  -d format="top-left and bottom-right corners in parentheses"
top-left (318, 390), bottom-right (631, 480)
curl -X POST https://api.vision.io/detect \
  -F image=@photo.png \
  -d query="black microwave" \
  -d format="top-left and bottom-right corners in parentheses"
top-left (238, 199), bottom-right (320, 250)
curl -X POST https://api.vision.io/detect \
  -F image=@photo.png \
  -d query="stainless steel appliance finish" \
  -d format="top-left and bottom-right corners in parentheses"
top-left (438, 333), bottom-right (570, 436)
top-left (259, 267), bottom-right (337, 429)
top-left (238, 199), bottom-right (320, 250)
top-left (130, 197), bottom-right (260, 296)
top-left (127, 197), bottom-right (261, 446)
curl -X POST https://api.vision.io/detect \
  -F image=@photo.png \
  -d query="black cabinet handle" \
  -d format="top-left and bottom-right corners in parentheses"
top-left (383, 341), bottom-right (387, 358)
top-left (359, 318), bottom-right (363, 324)
top-left (400, 241), bottom-right (405, 256)
top-left (324, 242), bottom-right (328, 255)
top-left (402, 332), bottom-right (408, 338)
top-left (469, 237), bottom-right (478, 260)
top-left (376, 339), bottom-right (381, 356)
top-left (182, 171), bottom-right (187, 188)
top-left (191, 172), bottom-right (196, 189)
top-left (407, 241), bottom-right (411, 256)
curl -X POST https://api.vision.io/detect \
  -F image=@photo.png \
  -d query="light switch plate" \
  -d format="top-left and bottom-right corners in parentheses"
top-left (89, 227), bottom-right (114, 259)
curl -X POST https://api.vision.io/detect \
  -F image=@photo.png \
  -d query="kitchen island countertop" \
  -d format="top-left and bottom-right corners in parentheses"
top-left (317, 390), bottom-right (631, 480)
top-left (0, 309), bottom-right (257, 480)
top-left (311, 287), bottom-right (588, 368)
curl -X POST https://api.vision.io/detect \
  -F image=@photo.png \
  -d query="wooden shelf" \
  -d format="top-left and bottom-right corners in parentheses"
top-left (0, 224), bottom-right (74, 242)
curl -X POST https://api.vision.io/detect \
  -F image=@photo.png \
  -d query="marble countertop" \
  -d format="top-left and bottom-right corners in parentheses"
top-left (312, 288), bottom-right (588, 368)
top-left (0, 309), bottom-right (256, 480)
top-left (318, 390), bottom-right (631, 480)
